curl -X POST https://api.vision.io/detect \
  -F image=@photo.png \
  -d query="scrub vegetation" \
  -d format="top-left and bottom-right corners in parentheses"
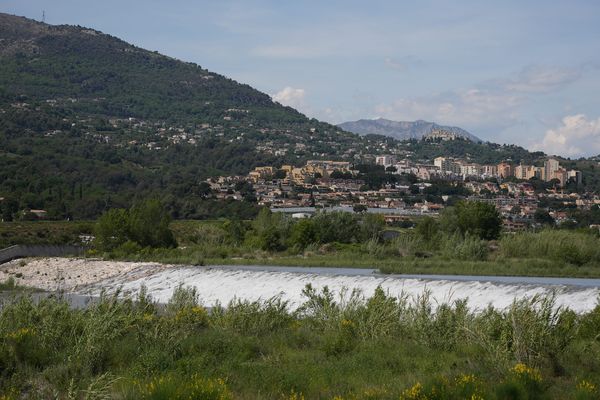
top-left (0, 285), bottom-right (598, 399)
top-left (90, 201), bottom-right (600, 278)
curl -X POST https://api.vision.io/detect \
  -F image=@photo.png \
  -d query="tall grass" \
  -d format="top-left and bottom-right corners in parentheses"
top-left (0, 286), bottom-right (599, 398)
top-left (499, 229), bottom-right (600, 266)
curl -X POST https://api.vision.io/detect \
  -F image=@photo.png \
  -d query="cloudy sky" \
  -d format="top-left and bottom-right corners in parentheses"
top-left (3, 1), bottom-right (600, 157)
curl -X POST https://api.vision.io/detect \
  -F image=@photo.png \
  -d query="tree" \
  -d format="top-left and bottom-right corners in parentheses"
top-left (129, 199), bottom-right (177, 248)
top-left (94, 208), bottom-right (130, 251)
top-left (93, 200), bottom-right (177, 251)
top-left (440, 201), bottom-right (502, 240)
top-left (274, 169), bottom-right (287, 179)
top-left (353, 204), bottom-right (367, 213)
top-left (223, 218), bottom-right (247, 245)
top-left (312, 211), bottom-right (360, 244)
top-left (360, 213), bottom-right (385, 242)
top-left (249, 208), bottom-right (289, 251)
top-left (289, 219), bottom-right (317, 249)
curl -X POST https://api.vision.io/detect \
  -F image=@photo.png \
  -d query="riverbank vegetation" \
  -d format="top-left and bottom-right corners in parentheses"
top-left (91, 201), bottom-right (600, 278)
top-left (3, 200), bottom-right (600, 278)
top-left (0, 286), bottom-right (598, 399)
top-left (0, 220), bottom-right (93, 248)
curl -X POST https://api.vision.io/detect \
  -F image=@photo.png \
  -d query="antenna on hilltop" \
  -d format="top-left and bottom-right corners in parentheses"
top-left (42, 10), bottom-right (45, 23)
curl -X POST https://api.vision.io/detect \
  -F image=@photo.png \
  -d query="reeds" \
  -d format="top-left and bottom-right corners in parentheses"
top-left (1, 284), bottom-right (598, 398)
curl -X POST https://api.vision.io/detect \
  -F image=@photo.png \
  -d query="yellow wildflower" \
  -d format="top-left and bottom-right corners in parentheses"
top-left (511, 363), bottom-right (542, 383)
top-left (456, 374), bottom-right (477, 386)
top-left (400, 382), bottom-right (426, 400)
top-left (577, 380), bottom-right (597, 393)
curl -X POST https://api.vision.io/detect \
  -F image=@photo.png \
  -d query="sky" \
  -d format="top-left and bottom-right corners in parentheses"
top-left (3, 0), bottom-right (600, 157)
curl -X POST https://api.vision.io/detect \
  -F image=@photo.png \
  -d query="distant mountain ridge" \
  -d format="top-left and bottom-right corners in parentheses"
top-left (338, 118), bottom-right (482, 142)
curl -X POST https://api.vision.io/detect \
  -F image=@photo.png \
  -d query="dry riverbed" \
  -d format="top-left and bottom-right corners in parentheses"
top-left (0, 257), bottom-right (171, 292)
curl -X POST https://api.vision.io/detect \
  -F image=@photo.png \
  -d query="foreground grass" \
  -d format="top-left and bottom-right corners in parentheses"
top-left (0, 276), bottom-right (37, 293)
top-left (0, 286), bottom-right (599, 399)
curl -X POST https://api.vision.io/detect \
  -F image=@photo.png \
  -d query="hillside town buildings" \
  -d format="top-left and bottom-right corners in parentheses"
top-left (208, 155), bottom-right (591, 232)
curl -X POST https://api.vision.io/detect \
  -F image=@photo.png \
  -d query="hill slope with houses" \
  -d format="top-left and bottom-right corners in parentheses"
top-left (1, 13), bottom-right (599, 222)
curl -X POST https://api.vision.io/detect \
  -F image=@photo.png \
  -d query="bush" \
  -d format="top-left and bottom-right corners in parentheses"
top-left (288, 219), bottom-right (317, 250)
top-left (125, 374), bottom-right (232, 400)
top-left (129, 199), bottom-right (177, 249)
top-left (94, 200), bottom-right (177, 251)
top-left (94, 208), bottom-right (129, 251)
top-left (415, 216), bottom-right (439, 243)
top-left (440, 200), bottom-right (502, 240)
top-left (211, 297), bottom-right (294, 336)
top-left (440, 233), bottom-right (489, 261)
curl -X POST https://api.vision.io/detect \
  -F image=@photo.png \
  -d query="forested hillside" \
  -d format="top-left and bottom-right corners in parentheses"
top-left (0, 13), bottom-right (363, 219)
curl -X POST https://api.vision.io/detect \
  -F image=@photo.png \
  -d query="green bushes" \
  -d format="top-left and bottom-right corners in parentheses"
top-left (440, 200), bottom-right (503, 240)
top-left (124, 375), bottom-right (233, 400)
top-left (440, 233), bottom-right (489, 261)
top-left (94, 199), bottom-right (177, 252)
top-left (499, 230), bottom-right (600, 266)
top-left (212, 297), bottom-right (294, 336)
top-left (0, 286), bottom-right (599, 398)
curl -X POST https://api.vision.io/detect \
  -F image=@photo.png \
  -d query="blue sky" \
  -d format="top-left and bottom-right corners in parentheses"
top-left (3, 1), bottom-right (600, 157)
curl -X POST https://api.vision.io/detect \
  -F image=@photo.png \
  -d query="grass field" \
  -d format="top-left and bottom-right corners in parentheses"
top-left (0, 220), bottom-right (94, 248)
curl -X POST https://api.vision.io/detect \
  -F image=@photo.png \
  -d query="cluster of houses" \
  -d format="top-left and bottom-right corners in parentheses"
top-left (375, 155), bottom-right (582, 187)
top-left (206, 156), bottom-right (599, 231)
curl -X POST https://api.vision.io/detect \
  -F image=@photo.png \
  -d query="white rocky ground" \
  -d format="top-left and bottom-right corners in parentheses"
top-left (0, 257), bottom-right (170, 292)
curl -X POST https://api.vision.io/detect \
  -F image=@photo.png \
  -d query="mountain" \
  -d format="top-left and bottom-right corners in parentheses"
top-left (0, 13), bottom-right (366, 219)
top-left (338, 118), bottom-right (482, 142)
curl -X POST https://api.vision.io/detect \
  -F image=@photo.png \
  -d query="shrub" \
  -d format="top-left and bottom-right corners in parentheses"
top-left (499, 230), bottom-right (600, 265)
top-left (440, 200), bottom-right (502, 240)
top-left (94, 200), bottom-right (177, 251)
top-left (288, 219), bottom-right (317, 250)
top-left (211, 297), bottom-right (293, 336)
top-left (440, 233), bottom-right (489, 261)
top-left (415, 216), bottom-right (439, 243)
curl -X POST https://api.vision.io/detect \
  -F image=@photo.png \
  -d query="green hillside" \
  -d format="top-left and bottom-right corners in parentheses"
top-left (0, 13), bottom-right (364, 219)
top-left (0, 13), bottom-right (597, 221)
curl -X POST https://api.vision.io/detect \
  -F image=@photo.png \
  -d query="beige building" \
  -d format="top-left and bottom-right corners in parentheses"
top-left (514, 164), bottom-right (542, 180)
top-left (497, 162), bottom-right (514, 179)
top-left (434, 157), bottom-right (461, 174)
top-left (544, 158), bottom-right (560, 181)
top-left (375, 155), bottom-right (396, 167)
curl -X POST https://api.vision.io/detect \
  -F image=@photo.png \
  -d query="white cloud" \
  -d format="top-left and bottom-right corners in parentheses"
top-left (272, 86), bottom-right (306, 108)
top-left (502, 65), bottom-right (581, 93)
top-left (536, 114), bottom-right (600, 157)
top-left (384, 57), bottom-right (406, 71)
top-left (370, 63), bottom-right (589, 141)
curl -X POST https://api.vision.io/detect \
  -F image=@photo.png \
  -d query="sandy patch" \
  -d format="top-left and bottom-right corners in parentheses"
top-left (0, 257), bottom-right (171, 292)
